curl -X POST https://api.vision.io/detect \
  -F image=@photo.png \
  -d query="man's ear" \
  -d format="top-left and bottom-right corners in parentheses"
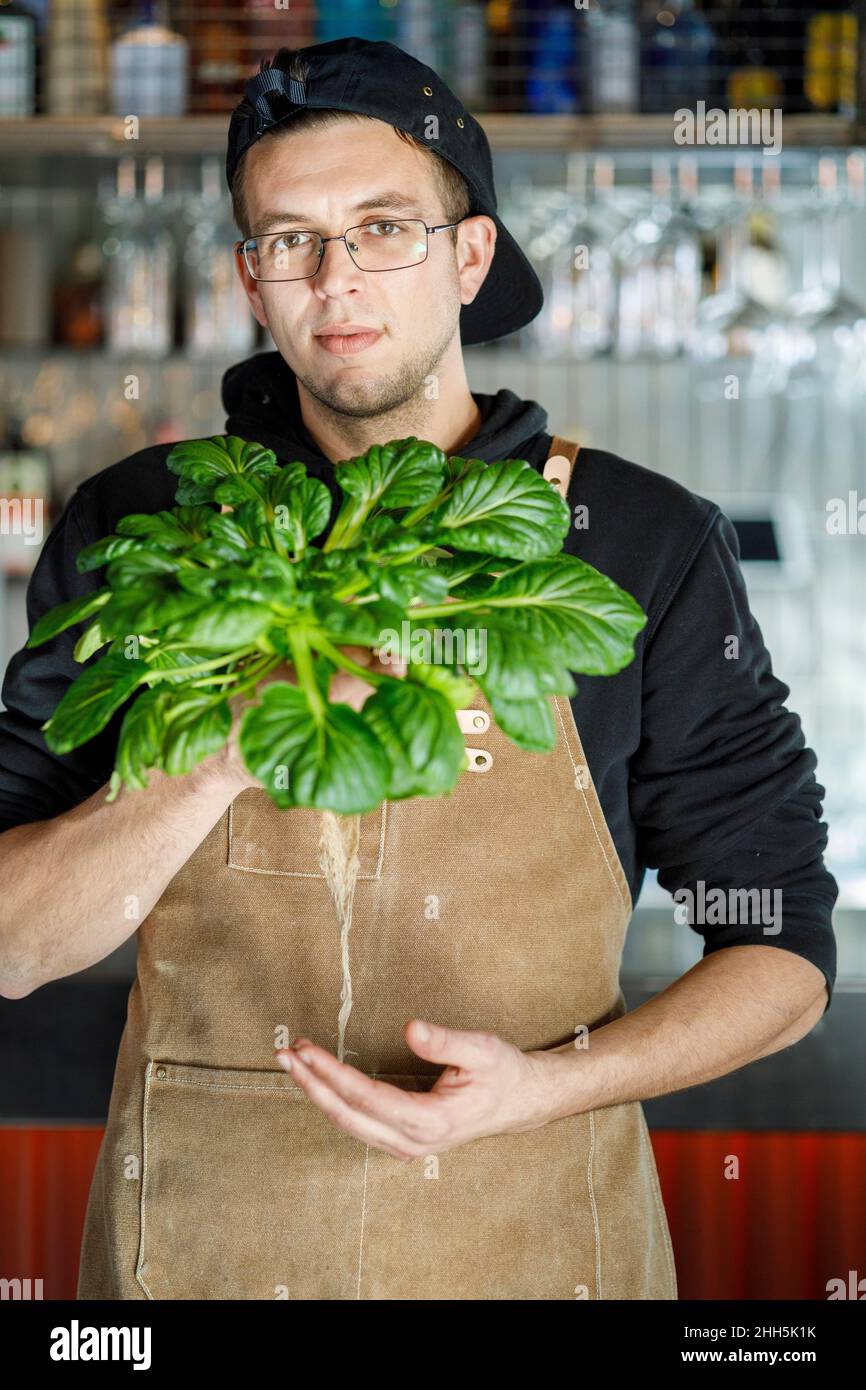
top-left (456, 215), bottom-right (497, 309)
top-left (233, 242), bottom-right (270, 330)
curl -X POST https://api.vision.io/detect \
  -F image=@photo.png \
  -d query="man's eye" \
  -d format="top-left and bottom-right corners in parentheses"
top-left (274, 232), bottom-right (311, 250)
top-left (366, 221), bottom-right (403, 237)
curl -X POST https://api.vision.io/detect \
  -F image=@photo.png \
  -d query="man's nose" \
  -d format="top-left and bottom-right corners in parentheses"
top-left (312, 236), bottom-right (366, 297)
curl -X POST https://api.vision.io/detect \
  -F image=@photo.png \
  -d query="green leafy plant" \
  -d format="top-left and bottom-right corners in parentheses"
top-left (27, 435), bottom-right (647, 814)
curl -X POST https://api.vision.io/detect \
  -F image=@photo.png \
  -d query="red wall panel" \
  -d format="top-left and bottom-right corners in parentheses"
top-left (0, 1127), bottom-right (103, 1300)
top-left (1, 1127), bottom-right (864, 1300)
top-left (652, 1131), bottom-right (866, 1300)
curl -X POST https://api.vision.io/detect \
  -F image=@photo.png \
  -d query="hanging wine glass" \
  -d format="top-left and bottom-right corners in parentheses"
top-left (524, 184), bottom-right (584, 359)
top-left (567, 156), bottom-right (622, 360)
top-left (642, 154), bottom-right (704, 358)
top-left (611, 155), bottom-right (703, 360)
top-left (689, 158), bottom-right (792, 399)
top-left (785, 153), bottom-right (866, 403)
top-left (523, 156), bottom-right (622, 360)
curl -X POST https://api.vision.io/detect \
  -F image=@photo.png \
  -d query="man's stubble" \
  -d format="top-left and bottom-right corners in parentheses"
top-left (290, 274), bottom-right (461, 432)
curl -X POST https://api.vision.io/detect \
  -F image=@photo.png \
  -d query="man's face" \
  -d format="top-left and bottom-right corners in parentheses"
top-left (237, 119), bottom-right (490, 418)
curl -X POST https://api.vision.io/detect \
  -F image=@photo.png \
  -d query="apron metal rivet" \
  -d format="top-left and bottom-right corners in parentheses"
top-left (156, 1066), bottom-right (166, 1079)
top-left (543, 454), bottom-right (571, 498)
top-left (466, 747), bottom-right (493, 771)
top-left (473, 715), bottom-right (485, 728)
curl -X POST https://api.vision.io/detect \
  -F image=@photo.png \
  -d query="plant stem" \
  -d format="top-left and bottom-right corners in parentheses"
top-left (142, 646), bottom-right (257, 682)
top-left (314, 634), bottom-right (392, 687)
top-left (398, 482), bottom-right (453, 528)
top-left (229, 655), bottom-right (282, 699)
top-left (404, 601), bottom-right (481, 620)
top-left (173, 654), bottom-right (280, 705)
top-left (287, 628), bottom-right (326, 724)
top-left (385, 543), bottom-right (440, 567)
top-left (186, 674), bottom-right (241, 688)
top-left (322, 503), bottom-right (364, 553)
top-left (329, 575), bottom-right (376, 602)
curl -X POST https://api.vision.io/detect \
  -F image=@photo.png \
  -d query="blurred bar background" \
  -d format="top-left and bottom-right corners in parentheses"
top-left (0, 0), bottom-right (864, 1300)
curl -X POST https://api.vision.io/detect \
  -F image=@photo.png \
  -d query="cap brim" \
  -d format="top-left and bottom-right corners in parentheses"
top-left (459, 214), bottom-right (544, 347)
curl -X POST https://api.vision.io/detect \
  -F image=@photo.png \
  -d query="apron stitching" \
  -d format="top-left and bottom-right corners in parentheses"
top-left (139, 1077), bottom-right (304, 1093)
top-left (134, 1065), bottom-right (310, 1300)
top-left (226, 863), bottom-right (382, 880)
top-left (95, 1143), bottom-right (114, 1298)
top-left (227, 799), bottom-right (385, 880)
top-left (587, 1110), bottom-right (602, 1300)
top-left (355, 1139), bottom-right (372, 1300)
top-left (638, 1109), bottom-right (678, 1299)
top-left (135, 1061), bottom-right (156, 1300)
top-left (553, 697), bottom-right (632, 918)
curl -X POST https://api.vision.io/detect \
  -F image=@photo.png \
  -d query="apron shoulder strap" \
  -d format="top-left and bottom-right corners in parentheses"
top-left (543, 435), bottom-right (581, 499)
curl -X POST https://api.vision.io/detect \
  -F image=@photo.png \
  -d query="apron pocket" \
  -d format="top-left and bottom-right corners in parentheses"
top-left (227, 788), bottom-right (388, 879)
top-left (137, 1060), bottom-right (369, 1300)
top-left (356, 1104), bottom-right (600, 1300)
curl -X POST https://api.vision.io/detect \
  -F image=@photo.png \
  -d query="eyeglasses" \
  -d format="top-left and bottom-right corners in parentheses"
top-left (234, 217), bottom-right (465, 282)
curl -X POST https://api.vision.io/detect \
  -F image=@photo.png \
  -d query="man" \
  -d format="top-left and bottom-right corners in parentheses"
top-left (0, 39), bottom-right (835, 1301)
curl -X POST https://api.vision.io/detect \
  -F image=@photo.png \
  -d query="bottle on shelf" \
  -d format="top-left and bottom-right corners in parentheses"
top-left (836, 6), bottom-right (859, 118)
top-left (0, 205), bottom-right (52, 347)
top-left (244, 0), bottom-right (315, 78)
top-left (315, 0), bottom-right (397, 44)
top-left (449, 1), bottom-right (487, 108)
top-left (53, 238), bottom-right (105, 350)
top-left (725, 6), bottom-right (784, 111)
top-left (45, 0), bottom-right (109, 116)
top-left (0, 1), bottom-right (38, 116)
top-left (183, 157), bottom-right (258, 360)
top-left (485, 0), bottom-right (522, 112)
top-left (763, 0), bottom-right (810, 113)
top-left (585, 0), bottom-right (639, 116)
top-left (805, 0), bottom-right (860, 117)
top-left (110, 0), bottom-right (188, 118)
top-left (524, 0), bottom-right (580, 115)
top-left (186, 0), bottom-right (248, 113)
top-left (640, 0), bottom-right (717, 116)
top-left (396, 0), bottom-right (452, 76)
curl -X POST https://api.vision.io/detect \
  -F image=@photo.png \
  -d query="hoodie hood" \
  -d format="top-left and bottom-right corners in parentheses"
top-left (221, 350), bottom-right (550, 475)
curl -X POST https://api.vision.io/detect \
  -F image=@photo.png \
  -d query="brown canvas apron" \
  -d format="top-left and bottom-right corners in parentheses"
top-left (76, 436), bottom-right (677, 1301)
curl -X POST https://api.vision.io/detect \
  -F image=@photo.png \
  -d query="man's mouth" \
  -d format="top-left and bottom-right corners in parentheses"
top-left (313, 324), bottom-right (384, 356)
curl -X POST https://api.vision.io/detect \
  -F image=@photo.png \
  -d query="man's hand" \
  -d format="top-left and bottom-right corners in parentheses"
top-left (275, 1022), bottom-right (571, 1163)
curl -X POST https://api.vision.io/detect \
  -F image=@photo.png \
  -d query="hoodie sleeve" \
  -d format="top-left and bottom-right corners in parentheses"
top-left (629, 510), bottom-right (838, 1013)
top-left (0, 486), bottom-right (117, 831)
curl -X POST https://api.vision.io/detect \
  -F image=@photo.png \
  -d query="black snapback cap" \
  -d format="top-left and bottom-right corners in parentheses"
top-left (226, 36), bottom-right (543, 347)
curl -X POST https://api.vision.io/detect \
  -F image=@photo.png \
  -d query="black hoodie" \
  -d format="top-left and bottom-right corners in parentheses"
top-left (0, 350), bottom-right (838, 1008)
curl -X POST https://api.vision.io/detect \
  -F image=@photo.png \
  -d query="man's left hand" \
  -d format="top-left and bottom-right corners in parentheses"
top-left (275, 1020), bottom-right (576, 1162)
